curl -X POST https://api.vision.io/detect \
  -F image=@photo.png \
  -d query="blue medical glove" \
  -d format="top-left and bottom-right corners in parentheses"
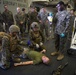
top-left (27, 40), bottom-right (31, 46)
top-left (60, 33), bottom-right (65, 38)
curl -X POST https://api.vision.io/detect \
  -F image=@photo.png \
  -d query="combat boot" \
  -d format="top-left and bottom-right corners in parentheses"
top-left (51, 51), bottom-right (59, 56)
top-left (57, 53), bottom-right (64, 61)
top-left (13, 58), bottom-right (21, 63)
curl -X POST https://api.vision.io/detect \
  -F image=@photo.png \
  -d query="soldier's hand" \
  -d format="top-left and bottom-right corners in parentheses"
top-left (41, 49), bottom-right (46, 53)
top-left (36, 44), bottom-right (39, 48)
top-left (40, 42), bottom-right (43, 46)
top-left (46, 20), bottom-right (49, 23)
top-left (20, 21), bottom-right (23, 24)
top-left (3, 22), bottom-right (6, 31)
top-left (60, 33), bottom-right (65, 38)
top-left (39, 20), bottom-right (42, 23)
top-left (20, 41), bottom-right (24, 44)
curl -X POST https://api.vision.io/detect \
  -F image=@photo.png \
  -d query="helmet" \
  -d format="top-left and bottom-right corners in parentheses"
top-left (31, 22), bottom-right (39, 29)
top-left (9, 25), bottom-right (20, 33)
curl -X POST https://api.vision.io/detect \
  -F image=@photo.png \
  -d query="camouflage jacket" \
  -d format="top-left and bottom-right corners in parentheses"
top-left (2, 10), bottom-right (14, 24)
top-left (15, 12), bottom-right (25, 25)
top-left (38, 11), bottom-right (48, 23)
top-left (0, 12), bottom-right (4, 24)
top-left (0, 12), bottom-right (4, 31)
top-left (0, 32), bottom-right (23, 52)
top-left (53, 10), bottom-right (71, 35)
top-left (28, 11), bottom-right (39, 24)
top-left (29, 30), bottom-right (45, 45)
top-left (0, 32), bottom-right (23, 69)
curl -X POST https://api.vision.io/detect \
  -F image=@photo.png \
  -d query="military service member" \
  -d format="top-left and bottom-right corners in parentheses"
top-left (38, 7), bottom-right (49, 40)
top-left (27, 6), bottom-right (38, 33)
top-left (0, 25), bottom-right (26, 69)
top-left (0, 12), bottom-right (4, 32)
top-left (2, 5), bottom-right (14, 32)
top-left (22, 8), bottom-right (28, 33)
top-left (14, 50), bottom-right (50, 66)
top-left (68, 9), bottom-right (76, 39)
top-left (29, 22), bottom-right (46, 53)
top-left (51, 1), bottom-right (71, 60)
top-left (15, 7), bottom-right (25, 37)
top-left (67, 9), bottom-right (76, 49)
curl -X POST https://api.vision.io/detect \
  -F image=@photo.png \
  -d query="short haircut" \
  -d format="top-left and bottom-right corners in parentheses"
top-left (22, 8), bottom-right (25, 11)
top-left (4, 4), bottom-right (7, 7)
top-left (71, 9), bottom-right (75, 12)
top-left (57, 1), bottom-right (65, 6)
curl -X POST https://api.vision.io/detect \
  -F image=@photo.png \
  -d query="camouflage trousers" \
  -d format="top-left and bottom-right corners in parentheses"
top-left (39, 22), bottom-right (49, 38)
top-left (0, 47), bottom-right (28, 69)
top-left (54, 33), bottom-right (67, 53)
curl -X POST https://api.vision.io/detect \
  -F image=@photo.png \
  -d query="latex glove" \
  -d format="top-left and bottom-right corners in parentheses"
top-left (3, 22), bottom-right (6, 31)
top-left (36, 44), bottom-right (39, 48)
top-left (60, 33), bottom-right (65, 38)
top-left (40, 42), bottom-right (43, 46)
top-left (41, 49), bottom-right (46, 53)
top-left (20, 41), bottom-right (24, 44)
top-left (27, 40), bottom-right (31, 46)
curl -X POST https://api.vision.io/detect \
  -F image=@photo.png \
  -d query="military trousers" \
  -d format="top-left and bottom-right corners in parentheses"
top-left (39, 22), bottom-right (49, 38)
top-left (54, 33), bottom-right (67, 53)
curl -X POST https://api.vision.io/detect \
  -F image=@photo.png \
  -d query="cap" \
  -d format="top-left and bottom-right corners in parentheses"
top-left (56, 1), bottom-right (65, 7)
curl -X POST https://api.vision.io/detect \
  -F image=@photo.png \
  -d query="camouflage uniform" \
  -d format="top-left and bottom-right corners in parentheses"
top-left (2, 10), bottom-right (14, 32)
top-left (29, 11), bottom-right (38, 24)
top-left (38, 8), bottom-right (49, 38)
top-left (53, 10), bottom-right (71, 53)
top-left (67, 14), bottom-right (76, 49)
top-left (0, 12), bottom-right (4, 32)
top-left (15, 12), bottom-right (25, 36)
top-left (27, 9), bottom-right (38, 33)
top-left (22, 12), bottom-right (28, 33)
top-left (0, 25), bottom-right (24, 69)
top-left (29, 22), bottom-right (45, 52)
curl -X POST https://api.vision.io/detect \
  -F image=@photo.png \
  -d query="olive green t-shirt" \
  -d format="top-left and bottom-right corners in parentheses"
top-left (26, 51), bottom-right (44, 65)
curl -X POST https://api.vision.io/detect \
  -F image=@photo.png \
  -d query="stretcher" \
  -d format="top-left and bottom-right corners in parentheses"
top-left (67, 17), bottom-right (76, 55)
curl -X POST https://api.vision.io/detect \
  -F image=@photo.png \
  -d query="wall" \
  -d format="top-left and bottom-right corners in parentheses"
top-left (27, 0), bottom-right (49, 7)
top-left (0, 0), bottom-right (28, 15)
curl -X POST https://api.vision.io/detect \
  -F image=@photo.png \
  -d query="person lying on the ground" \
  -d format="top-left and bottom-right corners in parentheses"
top-left (14, 50), bottom-right (50, 66)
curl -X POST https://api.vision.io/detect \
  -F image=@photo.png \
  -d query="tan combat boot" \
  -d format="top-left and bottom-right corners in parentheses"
top-left (57, 53), bottom-right (64, 60)
top-left (51, 51), bottom-right (59, 56)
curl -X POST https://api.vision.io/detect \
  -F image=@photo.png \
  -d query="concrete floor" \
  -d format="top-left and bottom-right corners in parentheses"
top-left (0, 31), bottom-right (76, 75)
